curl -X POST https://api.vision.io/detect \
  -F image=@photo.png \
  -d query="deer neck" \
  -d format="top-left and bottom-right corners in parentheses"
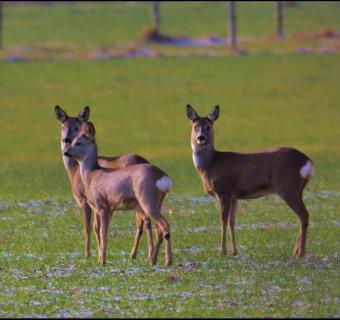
top-left (79, 144), bottom-right (100, 187)
top-left (63, 156), bottom-right (79, 179)
top-left (191, 142), bottom-right (215, 171)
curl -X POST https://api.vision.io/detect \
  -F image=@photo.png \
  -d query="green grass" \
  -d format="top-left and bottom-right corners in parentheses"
top-left (0, 54), bottom-right (339, 317)
top-left (0, 55), bottom-right (339, 199)
top-left (0, 3), bottom-right (339, 316)
top-left (3, 1), bottom-right (340, 48)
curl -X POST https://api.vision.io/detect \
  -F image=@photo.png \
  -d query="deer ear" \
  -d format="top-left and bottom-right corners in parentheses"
top-left (78, 106), bottom-right (90, 122)
top-left (82, 121), bottom-right (96, 138)
top-left (208, 105), bottom-right (220, 122)
top-left (186, 104), bottom-right (199, 121)
top-left (55, 105), bottom-right (68, 122)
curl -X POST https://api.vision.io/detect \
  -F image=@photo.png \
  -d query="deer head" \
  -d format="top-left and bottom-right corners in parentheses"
top-left (55, 105), bottom-right (90, 151)
top-left (186, 104), bottom-right (219, 151)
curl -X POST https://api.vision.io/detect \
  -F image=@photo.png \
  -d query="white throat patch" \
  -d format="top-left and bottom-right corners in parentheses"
top-left (192, 153), bottom-right (201, 168)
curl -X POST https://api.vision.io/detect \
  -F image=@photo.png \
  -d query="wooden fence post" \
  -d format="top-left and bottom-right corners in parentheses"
top-left (152, 1), bottom-right (160, 31)
top-left (0, 1), bottom-right (3, 50)
top-left (275, 1), bottom-right (283, 38)
top-left (228, 1), bottom-right (237, 49)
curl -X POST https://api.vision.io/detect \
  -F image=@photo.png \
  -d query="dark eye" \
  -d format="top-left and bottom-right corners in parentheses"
top-left (75, 142), bottom-right (82, 146)
top-left (206, 126), bottom-right (210, 130)
top-left (74, 128), bottom-right (79, 132)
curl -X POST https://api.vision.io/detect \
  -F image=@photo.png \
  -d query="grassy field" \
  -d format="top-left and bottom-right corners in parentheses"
top-left (0, 54), bottom-right (339, 317)
top-left (3, 1), bottom-right (340, 47)
top-left (0, 1), bottom-right (340, 318)
top-left (1, 1), bottom-right (340, 61)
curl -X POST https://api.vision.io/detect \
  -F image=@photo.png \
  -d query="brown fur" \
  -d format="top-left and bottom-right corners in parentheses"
top-left (64, 122), bottom-right (172, 266)
top-left (55, 106), bottom-right (154, 260)
top-left (186, 104), bottom-right (314, 257)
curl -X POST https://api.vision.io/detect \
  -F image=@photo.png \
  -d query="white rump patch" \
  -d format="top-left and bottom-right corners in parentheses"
top-left (300, 160), bottom-right (315, 178)
top-left (156, 176), bottom-right (173, 192)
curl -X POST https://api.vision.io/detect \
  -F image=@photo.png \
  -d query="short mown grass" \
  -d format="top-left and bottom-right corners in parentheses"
top-left (0, 53), bottom-right (339, 316)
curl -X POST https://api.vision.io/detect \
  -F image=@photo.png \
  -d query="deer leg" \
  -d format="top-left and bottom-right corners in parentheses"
top-left (98, 210), bottom-right (111, 265)
top-left (144, 217), bottom-right (154, 260)
top-left (148, 214), bottom-right (172, 266)
top-left (130, 213), bottom-right (144, 259)
top-left (218, 195), bottom-right (232, 255)
top-left (150, 225), bottom-right (163, 266)
top-left (280, 193), bottom-right (309, 257)
top-left (292, 229), bottom-right (302, 257)
top-left (93, 212), bottom-right (101, 263)
top-left (80, 201), bottom-right (92, 258)
top-left (228, 200), bottom-right (238, 256)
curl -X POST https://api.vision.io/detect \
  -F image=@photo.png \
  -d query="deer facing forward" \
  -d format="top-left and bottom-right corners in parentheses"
top-left (55, 106), bottom-right (154, 261)
top-left (186, 104), bottom-right (315, 257)
top-left (64, 121), bottom-right (173, 266)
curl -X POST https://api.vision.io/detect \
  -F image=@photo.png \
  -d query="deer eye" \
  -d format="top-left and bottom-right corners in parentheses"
top-left (74, 128), bottom-right (79, 132)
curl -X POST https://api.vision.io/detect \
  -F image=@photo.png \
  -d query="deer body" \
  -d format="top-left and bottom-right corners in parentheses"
top-left (187, 104), bottom-right (314, 257)
top-left (64, 122), bottom-right (172, 266)
top-left (55, 106), bottom-right (153, 260)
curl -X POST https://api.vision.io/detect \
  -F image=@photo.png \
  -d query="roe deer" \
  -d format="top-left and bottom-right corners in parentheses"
top-left (55, 106), bottom-right (154, 260)
top-left (64, 121), bottom-right (173, 266)
top-left (186, 104), bottom-right (315, 257)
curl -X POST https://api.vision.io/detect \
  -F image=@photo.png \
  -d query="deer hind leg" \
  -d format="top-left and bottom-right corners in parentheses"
top-left (130, 213), bottom-right (144, 259)
top-left (150, 224), bottom-right (163, 266)
top-left (218, 195), bottom-right (232, 255)
top-left (280, 192), bottom-right (309, 257)
top-left (228, 200), bottom-right (238, 256)
top-left (147, 212), bottom-right (172, 267)
top-left (144, 216), bottom-right (154, 260)
top-left (293, 228), bottom-right (302, 257)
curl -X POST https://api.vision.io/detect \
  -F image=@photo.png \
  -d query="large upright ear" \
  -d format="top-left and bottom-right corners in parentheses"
top-left (186, 104), bottom-right (199, 122)
top-left (208, 105), bottom-right (220, 122)
top-left (81, 121), bottom-right (96, 138)
top-left (55, 105), bottom-right (68, 122)
top-left (78, 106), bottom-right (90, 122)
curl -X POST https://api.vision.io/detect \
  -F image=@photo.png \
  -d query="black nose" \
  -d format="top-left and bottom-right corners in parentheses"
top-left (197, 136), bottom-right (206, 142)
top-left (63, 152), bottom-right (71, 157)
top-left (63, 138), bottom-right (71, 144)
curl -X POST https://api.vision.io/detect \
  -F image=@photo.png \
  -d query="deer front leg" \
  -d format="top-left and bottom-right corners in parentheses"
top-left (130, 213), bottom-right (144, 259)
top-left (218, 195), bottom-right (232, 255)
top-left (98, 210), bottom-right (111, 266)
top-left (79, 200), bottom-right (92, 258)
top-left (93, 211), bottom-right (101, 263)
top-left (229, 200), bottom-right (238, 256)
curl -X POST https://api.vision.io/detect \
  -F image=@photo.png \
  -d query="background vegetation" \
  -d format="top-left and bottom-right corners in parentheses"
top-left (0, 1), bottom-right (339, 318)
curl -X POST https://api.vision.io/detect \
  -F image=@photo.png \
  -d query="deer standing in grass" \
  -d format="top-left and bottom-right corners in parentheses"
top-left (55, 106), bottom-right (154, 261)
top-left (63, 121), bottom-right (173, 266)
top-left (186, 104), bottom-right (315, 257)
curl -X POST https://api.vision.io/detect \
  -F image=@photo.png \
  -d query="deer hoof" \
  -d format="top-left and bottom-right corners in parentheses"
top-left (231, 250), bottom-right (238, 256)
top-left (165, 259), bottom-right (172, 267)
top-left (130, 253), bottom-right (137, 260)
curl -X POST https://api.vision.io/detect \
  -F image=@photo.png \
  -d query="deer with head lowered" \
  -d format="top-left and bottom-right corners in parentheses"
top-left (55, 106), bottom-right (154, 261)
top-left (186, 104), bottom-right (315, 258)
top-left (63, 121), bottom-right (173, 266)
